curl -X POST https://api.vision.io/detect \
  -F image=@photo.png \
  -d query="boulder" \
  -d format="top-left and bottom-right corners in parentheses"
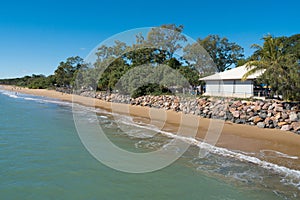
top-left (253, 116), bottom-right (263, 124)
top-left (275, 106), bottom-right (283, 112)
top-left (262, 103), bottom-right (270, 110)
top-left (259, 112), bottom-right (267, 119)
top-left (274, 112), bottom-right (281, 120)
top-left (291, 122), bottom-right (300, 131)
top-left (278, 121), bottom-right (287, 127)
top-left (281, 125), bottom-right (291, 131)
top-left (240, 114), bottom-right (247, 119)
top-left (268, 105), bottom-right (275, 110)
top-left (257, 122), bottom-right (265, 128)
top-left (235, 119), bottom-right (246, 124)
top-left (218, 111), bottom-right (225, 117)
top-left (289, 112), bottom-right (298, 122)
top-left (254, 105), bottom-right (262, 111)
top-left (281, 112), bottom-right (288, 120)
top-left (232, 111), bottom-right (240, 118)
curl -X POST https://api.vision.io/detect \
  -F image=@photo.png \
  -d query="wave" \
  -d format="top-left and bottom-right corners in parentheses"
top-left (111, 113), bottom-right (300, 191)
top-left (0, 90), bottom-right (73, 107)
top-left (1, 89), bottom-right (300, 191)
top-left (0, 90), bottom-right (20, 99)
top-left (260, 149), bottom-right (299, 160)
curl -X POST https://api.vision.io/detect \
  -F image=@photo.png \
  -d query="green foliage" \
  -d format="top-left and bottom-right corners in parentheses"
top-left (54, 56), bottom-right (85, 87)
top-left (93, 24), bottom-right (199, 97)
top-left (197, 35), bottom-right (244, 72)
top-left (178, 66), bottom-right (201, 86)
top-left (244, 34), bottom-right (300, 101)
top-left (131, 83), bottom-right (171, 99)
top-left (0, 56), bottom-right (85, 90)
top-left (0, 74), bottom-right (52, 89)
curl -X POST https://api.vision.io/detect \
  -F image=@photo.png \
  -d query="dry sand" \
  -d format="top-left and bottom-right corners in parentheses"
top-left (2, 85), bottom-right (300, 170)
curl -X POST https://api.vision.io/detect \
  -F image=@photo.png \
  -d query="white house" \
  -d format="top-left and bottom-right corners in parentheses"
top-left (200, 65), bottom-right (265, 98)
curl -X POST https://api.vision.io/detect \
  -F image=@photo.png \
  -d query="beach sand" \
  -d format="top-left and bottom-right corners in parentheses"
top-left (2, 85), bottom-right (300, 170)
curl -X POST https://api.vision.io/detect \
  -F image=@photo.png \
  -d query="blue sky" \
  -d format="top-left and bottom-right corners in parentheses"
top-left (0, 0), bottom-right (299, 78)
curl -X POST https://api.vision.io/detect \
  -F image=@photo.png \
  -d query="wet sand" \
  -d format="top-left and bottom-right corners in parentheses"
top-left (2, 85), bottom-right (300, 170)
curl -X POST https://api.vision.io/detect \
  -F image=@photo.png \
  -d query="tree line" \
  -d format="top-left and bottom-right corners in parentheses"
top-left (0, 24), bottom-right (299, 100)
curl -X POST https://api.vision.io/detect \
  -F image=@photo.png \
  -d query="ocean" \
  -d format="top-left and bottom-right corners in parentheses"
top-left (0, 89), bottom-right (299, 200)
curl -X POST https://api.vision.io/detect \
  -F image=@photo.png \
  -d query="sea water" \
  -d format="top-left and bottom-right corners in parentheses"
top-left (0, 89), bottom-right (299, 200)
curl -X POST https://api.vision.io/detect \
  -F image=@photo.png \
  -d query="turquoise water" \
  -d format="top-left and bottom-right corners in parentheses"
top-left (0, 90), bottom-right (299, 200)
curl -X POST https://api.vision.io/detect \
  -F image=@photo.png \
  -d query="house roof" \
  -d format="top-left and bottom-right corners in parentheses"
top-left (200, 65), bottom-right (265, 81)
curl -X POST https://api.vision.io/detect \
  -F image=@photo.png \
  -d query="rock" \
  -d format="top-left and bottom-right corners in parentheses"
top-left (229, 107), bottom-right (236, 113)
top-left (195, 109), bottom-right (201, 115)
top-left (268, 105), bottom-right (274, 110)
top-left (259, 112), bottom-right (267, 119)
top-left (269, 123), bottom-right (275, 128)
top-left (267, 111), bottom-right (273, 117)
top-left (246, 111), bottom-right (253, 117)
top-left (240, 114), bottom-right (247, 119)
top-left (291, 122), bottom-right (300, 131)
top-left (281, 112), bottom-right (288, 120)
top-left (262, 103), bottom-right (270, 110)
top-left (254, 105), bottom-right (262, 111)
top-left (264, 117), bottom-right (272, 124)
top-left (259, 101), bottom-right (265, 106)
top-left (253, 116), bottom-right (263, 124)
top-left (257, 122), bottom-right (265, 128)
top-left (278, 121), bottom-right (287, 127)
top-left (289, 112), bottom-right (298, 122)
top-left (232, 111), bottom-right (240, 118)
top-left (241, 100), bottom-right (248, 105)
top-left (274, 112), bottom-right (281, 120)
top-left (246, 108), bottom-right (252, 113)
top-left (281, 125), bottom-right (291, 131)
top-left (235, 119), bottom-right (246, 124)
top-left (218, 111), bottom-right (225, 117)
top-left (203, 109), bottom-right (209, 114)
top-left (283, 103), bottom-right (291, 110)
top-left (275, 106), bottom-right (283, 112)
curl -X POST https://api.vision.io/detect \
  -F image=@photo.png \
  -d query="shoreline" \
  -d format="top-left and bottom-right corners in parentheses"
top-left (1, 85), bottom-right (300, 170)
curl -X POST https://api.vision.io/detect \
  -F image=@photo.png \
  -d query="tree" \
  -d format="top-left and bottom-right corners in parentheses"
top-left (91, 24), bottom-right (219, 96)
top-left (54, 56), bottom-right (85, 87)
top-left (243, 34), bottom-right (300, 101)
top-left (197, 35), bottom-right (244, 72)
top-left (183, 41), bottom-right (217, 76)
top-left (145, 24), bottom-right (187, 58)
top-left (282, 34), bottom-right (300, 59)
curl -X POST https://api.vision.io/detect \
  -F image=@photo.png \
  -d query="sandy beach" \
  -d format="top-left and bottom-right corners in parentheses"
top-left (2, 84), bottom-right (300, 170)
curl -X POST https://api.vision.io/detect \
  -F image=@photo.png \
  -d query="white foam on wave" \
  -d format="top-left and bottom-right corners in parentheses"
top-left (0, 90), bottom-right (19, 99)
top-left (260, 149), bottom-right (299, 160)
top-left (23, 97), bottom-right (37, 101)
top-left (0, 90), bottom-right (74, 107)
top-left (112, 114), bottom-right (300, 190)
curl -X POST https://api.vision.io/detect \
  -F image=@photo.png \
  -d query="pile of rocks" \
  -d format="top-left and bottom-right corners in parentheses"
top-left (78, 91), bottom-right (300, 134)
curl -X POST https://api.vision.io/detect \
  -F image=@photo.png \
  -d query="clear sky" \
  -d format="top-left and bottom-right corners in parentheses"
top-left (0, 0), bottom-right (299, 78)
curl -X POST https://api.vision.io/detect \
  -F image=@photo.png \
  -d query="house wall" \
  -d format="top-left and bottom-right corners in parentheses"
top-left (205, 80), bottom-right (253, 98)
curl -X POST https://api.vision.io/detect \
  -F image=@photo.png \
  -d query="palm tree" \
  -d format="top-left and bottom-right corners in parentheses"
top-left (242, 34), bottom-right (285, 80)
top-left (242, 34), bottom-right (299, 100)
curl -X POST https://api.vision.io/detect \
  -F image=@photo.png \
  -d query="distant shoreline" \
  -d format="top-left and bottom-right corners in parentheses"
top-left (1, 84), bottom-right (300, 171)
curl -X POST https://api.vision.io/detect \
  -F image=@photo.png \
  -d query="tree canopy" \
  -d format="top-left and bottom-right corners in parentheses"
top-left (243, 34), bottom-right (300, 101)
top-left (197, 35), bottom-right (244, 72)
